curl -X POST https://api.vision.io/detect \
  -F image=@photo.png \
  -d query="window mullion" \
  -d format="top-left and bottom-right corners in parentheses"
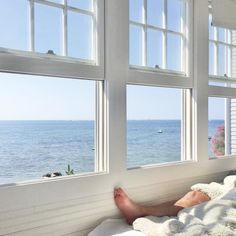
top-left (143, 0), bottom-right (147, 67)
top-left (29, 0), bottom-right (35, 52)
top-left (63, 0), bottom-right (68, 56)
top-left (215, 43), bottom-right (218, 75)
top-left (182, 89), bottom-right (192, 161)
top-left (229, 45), bottom-right (232, 78)
top-left (225, 98), bottom-right (231, 156)
top-left (92, 0), bottom-right (97, 62)
top-left (181, 0), bottom-right (185, 73)
top-left (95, 81), bottom-right (105, 172)
top-left (164, 0), bottom-right (167, 69)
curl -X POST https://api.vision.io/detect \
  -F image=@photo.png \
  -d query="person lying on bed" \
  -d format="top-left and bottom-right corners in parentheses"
top-left (114, 187), bottom-right (210, 225)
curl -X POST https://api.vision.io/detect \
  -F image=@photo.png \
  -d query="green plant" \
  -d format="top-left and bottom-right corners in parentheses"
top-left (65, 164), bottom-right (74, 175)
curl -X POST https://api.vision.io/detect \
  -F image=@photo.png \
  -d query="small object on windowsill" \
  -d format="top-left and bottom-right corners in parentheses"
top-left (42, 172), bottom-right (62, 178)
top-left (155, 65), bottom-right (160, 69)
top-left (224, 74), bottom-right (228, 78)
top-left (47, 49), bottom-right (56, 55)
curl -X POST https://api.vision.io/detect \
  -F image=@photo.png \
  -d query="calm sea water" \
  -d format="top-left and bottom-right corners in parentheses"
top-left (0, 120), bottom-right (223, 184)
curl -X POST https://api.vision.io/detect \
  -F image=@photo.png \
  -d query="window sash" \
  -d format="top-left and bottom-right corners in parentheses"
top-left (0, 0), bottom-right (104, 80)
top-left (129, 0), bottom-right (188, 75)
top-left (126, 86), bottom-right (193, 167)
top-left (209, 14), bottom-right (236, 84)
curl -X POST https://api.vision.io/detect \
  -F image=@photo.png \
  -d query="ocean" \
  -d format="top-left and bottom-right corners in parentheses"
top-left (0, 120), bottom-right (224, 184)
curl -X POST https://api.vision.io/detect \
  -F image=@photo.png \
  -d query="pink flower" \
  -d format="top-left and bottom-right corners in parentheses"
top-left (211, 124), bottom-right (225, 156)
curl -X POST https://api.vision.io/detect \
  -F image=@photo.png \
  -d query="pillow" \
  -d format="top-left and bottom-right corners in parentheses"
top-left (224, 175), bottom-right (236, 189)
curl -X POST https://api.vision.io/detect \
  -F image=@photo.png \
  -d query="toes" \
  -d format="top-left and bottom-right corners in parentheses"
top-left (114, 188), bottom-right (121, 198)
top-left (114, 188), bottom-right (123, 197)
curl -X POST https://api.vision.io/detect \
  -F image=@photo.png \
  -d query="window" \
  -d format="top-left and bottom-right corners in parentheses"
top-left (129, 0), bottom-right (188, 73)
top-left (208, 3), bottom-right (236, 159)
top-left (0, 73), bottom-right (104, 184)
top-left (127, 85), bottom-right (185, 168)
top-left (0, 1), bottom-right (104, 185)
top-left (0, 0), bottom-right (96, 62)
top-left (208, 8), bottom-right (236, 159)
top-left (208, 97), bottom-right (236, 158)
top-left (209, 14), bottom-right (236, 86)
top-left (127, 0), bottom-right (192, 169)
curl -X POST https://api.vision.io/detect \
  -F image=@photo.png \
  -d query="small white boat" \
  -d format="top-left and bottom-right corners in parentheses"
top-left (158, 129), bottom-right (163, 133)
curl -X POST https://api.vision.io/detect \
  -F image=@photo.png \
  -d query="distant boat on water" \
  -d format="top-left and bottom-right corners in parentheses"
top-left (158, 129), bottom-right (163, 133)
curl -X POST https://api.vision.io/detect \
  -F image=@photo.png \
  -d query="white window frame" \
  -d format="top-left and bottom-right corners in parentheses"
top-left (126, 0), bottom-right (194, 169)
top-left (209, 13), bottom-right (236, 86)
top-left (0, 0), bottom-right (104, 80)
top-left (129, 0), bottom-right (191, 79)
top-left (207, 92), bottom-right (236, 159)
top-left (0, 0), bottom-right (106, 185)
top-left (208, 9), bottom-right (236, 159)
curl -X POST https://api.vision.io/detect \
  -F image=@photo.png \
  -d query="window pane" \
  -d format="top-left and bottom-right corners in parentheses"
top-left (218, 44), bottom-right (227, 76)
top-left (167, 0), bottom-right (182, 33)
top-left (232, 46), bottom-right (236, 78)
top-left (147, 0), bottom-right (164, 28)
top-left (129, 25), bottom-right (144, 66)
top-left (35, 4), bottom-right (63, 55)
top-left (0, 0), bottom-right (29, 51)
top-left (129, 0), bottom-right (144, 23)
top-left (232, 31), bottom-right (236, 46)
top-left (147, 29), bottom-right (163, 68)
top-left (127, 85), bottom-right (182, 168)
top-left (68, 12), bottom-right (93, 60)
top-left (208, 97), bottom-right (236, 157)
top-left (0, 73), bottom-right (96, 184)
top-left (67, 0), bottom-right (93, 11)
top-left (209, 42), bottom-right (216, 75)
top-left (218, 28), bottom-right (227, 43)
top-left (167, 33), bottom-right (182, 71)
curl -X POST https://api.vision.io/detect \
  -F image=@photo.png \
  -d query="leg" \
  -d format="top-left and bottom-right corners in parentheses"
top-left (114, 188), bottom-right (210, 225)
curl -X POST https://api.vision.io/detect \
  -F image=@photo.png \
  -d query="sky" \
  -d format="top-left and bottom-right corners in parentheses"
top-left (0, 0), bottom-right (225, 120)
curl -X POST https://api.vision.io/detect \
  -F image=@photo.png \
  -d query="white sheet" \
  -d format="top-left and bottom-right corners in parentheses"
top-left (88, 219), bottom-right (145, 236)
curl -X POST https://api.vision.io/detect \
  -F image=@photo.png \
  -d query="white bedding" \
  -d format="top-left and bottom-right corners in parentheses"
top-left (89, 175), bottom-right (236, 236)
top-left (88, 219), bottom-right (145, 236)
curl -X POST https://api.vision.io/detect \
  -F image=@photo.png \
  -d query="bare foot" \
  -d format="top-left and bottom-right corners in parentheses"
top-left (114, 188), bottom-right (143, 225)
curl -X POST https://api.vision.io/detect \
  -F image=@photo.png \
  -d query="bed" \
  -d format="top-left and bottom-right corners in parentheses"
top-left (89, 175), bottom-right (236, 236)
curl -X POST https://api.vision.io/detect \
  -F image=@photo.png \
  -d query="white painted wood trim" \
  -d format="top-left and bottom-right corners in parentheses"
top-left (208, 86), bottom-right (236, 98)
top-left (0, 52), bottom-right (104, 80)
top-left (128, 68), bottom-right (193, 88)
top-left (193, 0), bottom-right (209, 162)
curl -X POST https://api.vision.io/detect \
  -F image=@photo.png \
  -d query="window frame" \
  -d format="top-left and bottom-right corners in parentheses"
top-left (208, 7), bottom-right (236, 159)
top-left (208, 12), bottom-right (236, 86)
top-left (208, 96), bottom-right (233, 158)
top-left (126, 0), bottom-right (194, 168)
top-left (129, 0), bottom-right (192, 80)
top-left (0, 0), bottom-right (104, 80)
top-left (0, 0), bottom-right (106, 185)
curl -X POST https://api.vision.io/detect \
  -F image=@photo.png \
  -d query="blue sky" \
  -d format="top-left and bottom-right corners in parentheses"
top-left (0, 0), bottom-right (224, 120)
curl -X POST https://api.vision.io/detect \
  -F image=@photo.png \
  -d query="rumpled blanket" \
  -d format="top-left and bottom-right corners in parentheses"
top-left (133, 175), bottom-right (236, 236)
